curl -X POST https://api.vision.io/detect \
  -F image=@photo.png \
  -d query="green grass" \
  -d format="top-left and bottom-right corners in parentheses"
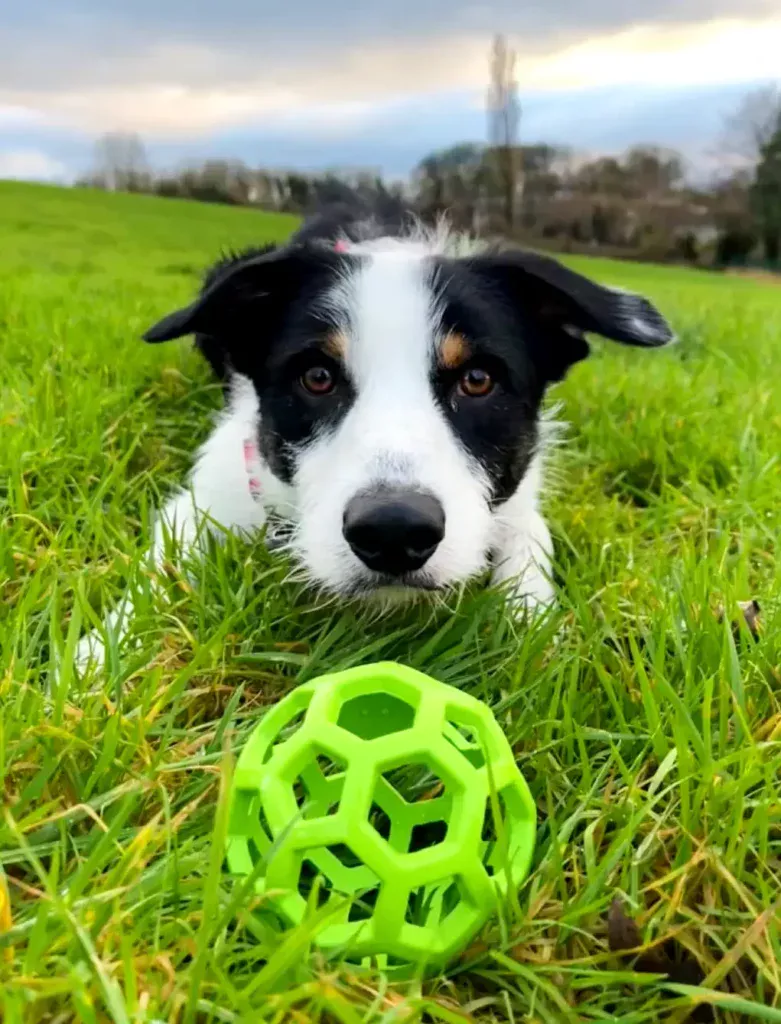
top-left (1, 179), bottom-right (780, 1023)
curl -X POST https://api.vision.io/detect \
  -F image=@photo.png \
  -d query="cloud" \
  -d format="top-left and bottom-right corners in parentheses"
top-left (0, 106), bottom-right (48, 129)
top-left (524, 18), bottom-right (781, 89)
top-left (2, 1), bottom-right (778, 180)
top-left (4, 0), bottom-right (777, 97)
top-left (4, 15), bottom-right (781, 139)
top-left (0, 148), bottom-right (67, 180)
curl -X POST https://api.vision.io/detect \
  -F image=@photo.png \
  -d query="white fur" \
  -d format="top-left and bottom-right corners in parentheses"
top-left (489, 455), bottom-right (554, 609)
top-left (157, 376), bottom-right (273, 551)
top-left (76, 235), bottom-right (553, 671)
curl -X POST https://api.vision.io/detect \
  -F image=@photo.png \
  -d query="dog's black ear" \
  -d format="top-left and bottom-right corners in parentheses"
top-left (465, 249), bottom-right (675, 383)
top-left (143, 303), bottom-right (202, 343)
top-left (143, 244), bottom-right (342, 353)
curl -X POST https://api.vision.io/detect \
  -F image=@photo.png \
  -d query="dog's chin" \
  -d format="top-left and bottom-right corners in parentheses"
top-left (336, 571), bottom-right (443, 602)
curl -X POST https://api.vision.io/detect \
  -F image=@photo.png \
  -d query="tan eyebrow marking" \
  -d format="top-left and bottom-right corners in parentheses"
top-left (439, 331), bottom-right (471, 369)
top-left (322, 330), bottom-right (349, 360)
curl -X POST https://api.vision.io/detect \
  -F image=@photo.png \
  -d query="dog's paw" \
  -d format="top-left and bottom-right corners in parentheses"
top-left (505, 579), bottom-right (556, 621)
top-left (492, 558), bottom-right (555, 619)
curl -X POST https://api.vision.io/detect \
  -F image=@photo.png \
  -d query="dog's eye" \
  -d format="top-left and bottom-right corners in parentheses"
top-left (458, 367), bottom-right (494, 398)
top-left (300, 366), bottom-right (335, 395)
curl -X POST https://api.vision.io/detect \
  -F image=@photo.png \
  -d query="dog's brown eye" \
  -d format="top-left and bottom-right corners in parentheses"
top-left (459, 368), bottom-right (494, 398)
top-left (300, 366), bottom-right (335, 395)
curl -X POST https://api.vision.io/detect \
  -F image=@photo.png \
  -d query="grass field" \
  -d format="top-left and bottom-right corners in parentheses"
top-left (1, 180), bottom-right (780, 1023)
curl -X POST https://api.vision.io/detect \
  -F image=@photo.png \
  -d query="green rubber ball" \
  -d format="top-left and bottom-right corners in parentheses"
top-left (225, 662), bottom-right (535, 975)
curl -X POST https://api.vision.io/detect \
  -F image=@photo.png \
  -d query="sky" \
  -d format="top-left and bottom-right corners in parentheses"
top-left (1, 1), bottom-right (780, 183)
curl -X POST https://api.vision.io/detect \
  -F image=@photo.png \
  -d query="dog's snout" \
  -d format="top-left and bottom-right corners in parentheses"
top-left (343, 490), bottom-right (445, 576)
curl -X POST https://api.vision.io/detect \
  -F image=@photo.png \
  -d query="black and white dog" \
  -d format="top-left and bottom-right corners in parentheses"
top-left (78, 205), bottom-right (673, 666)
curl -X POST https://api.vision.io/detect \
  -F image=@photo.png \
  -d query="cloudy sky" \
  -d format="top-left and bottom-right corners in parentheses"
top-left (1, 1), bottom-right (779, 182)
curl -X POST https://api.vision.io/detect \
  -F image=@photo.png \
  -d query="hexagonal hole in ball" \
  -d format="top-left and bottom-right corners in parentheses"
top-left (480, 788), bottom-right (524, 877)
top-left (404, 877), bottom-right (465, 927)
top-left (408, 819), bottom-right (449, 852)
top-left (337, 692), bottom-right (416, 740)
top-left (381, 761), bottom-right (446, 806)
top-left (348, 885), bottom-right (381, 923)
top-left (293, 749), bottom-right (348, 820)
top-left (442, 716), bottom-right (486, 769)
top-left (369, 761), bottom-right (452, 855)
top-left (297, 847), bottom-right (381, 916)
top-left (368, 802), bottom-right (392, 842)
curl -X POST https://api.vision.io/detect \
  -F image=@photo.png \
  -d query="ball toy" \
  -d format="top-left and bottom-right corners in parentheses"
top-left (225, 662), bottom-right (535, 974)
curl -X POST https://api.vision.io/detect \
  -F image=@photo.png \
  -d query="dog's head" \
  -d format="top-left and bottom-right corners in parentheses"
top-left (145, 230), bottom-right (673, 597)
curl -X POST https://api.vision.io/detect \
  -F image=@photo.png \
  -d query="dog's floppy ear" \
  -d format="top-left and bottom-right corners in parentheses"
top-left (465, 249), bottom-right (674, 383)
top-left (143, 244), bottom-right (342, 351)
top-left (143, 302), bottom-right (203, 343)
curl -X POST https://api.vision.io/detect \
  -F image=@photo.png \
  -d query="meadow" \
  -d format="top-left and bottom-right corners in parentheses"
top-left (1, 180), bottom-right (780, 1022)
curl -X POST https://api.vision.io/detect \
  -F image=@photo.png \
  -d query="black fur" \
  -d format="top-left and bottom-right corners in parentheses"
top-left (194, 243), bottom-right (277, 382)
top-left (254, 302), bottom-right (356, 484)
top-left (144, 240), bottom-right (356, 483)
top-left (175, 201), bottom-right (416, 385)
top-left (430, 261), bottom-right (541, 505)
top-left (428, 250), bottom-right (673, 503)
top-left (290, 198), bottom-right (414, 246)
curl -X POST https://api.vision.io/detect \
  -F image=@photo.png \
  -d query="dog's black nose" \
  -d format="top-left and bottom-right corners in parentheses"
top-left (343, 490), bottom-right (445, 576)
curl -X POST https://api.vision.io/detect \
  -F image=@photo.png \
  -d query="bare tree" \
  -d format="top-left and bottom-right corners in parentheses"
top-left (487, 34), bottom-right (521, 231)
top-left (92, 133), bottom-right (149, 192)
top-left (623, 146), bottom-right (684, 197)
top-left (722, 84), bottom-right (781, 164)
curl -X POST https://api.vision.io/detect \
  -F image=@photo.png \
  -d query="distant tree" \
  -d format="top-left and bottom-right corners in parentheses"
top-left (428, 143), bottom-right (485, 174)
top-left (153, 176), bottom-right (184, 199)
top-left (709, 170), bottom-right (755, 266)
top-left (623, 146), bottom-right (684, 197)
top-left (675, 232), bottom-right (699, 264)
top-left (571, 156), bottom-right (628, 198)
top-left (719, 85), bottom-right (781, 262)
top-left (715, 225), bottom-right (757, 267)
top-left (285, 173), bottom-right (313, 212)
top-left (590, 203), bottom-right (621, 246)
top-left (416, 143), bottom-right (486, 228)
top-left (196, 161), bottom-right (251, 204)
top-left (751, 126), bottom-right (781, 263)
top-left (487, 34), bottom-right (521, 231)
top-left (722, 84), bottom-right (781, 164)
top-left (92, 133), bottom-right (150, 192)
top-left (521, 144), bottom-right (564, 183)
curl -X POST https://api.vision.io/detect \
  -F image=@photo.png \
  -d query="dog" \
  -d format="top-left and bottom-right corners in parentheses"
top-left (76, 204), bottom-right (673, 668)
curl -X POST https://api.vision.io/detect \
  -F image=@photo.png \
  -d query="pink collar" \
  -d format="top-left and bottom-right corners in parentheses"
top-left (243, 438), bottom-right (263, 503)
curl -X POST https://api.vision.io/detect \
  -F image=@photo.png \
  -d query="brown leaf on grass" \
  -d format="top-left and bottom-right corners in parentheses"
top-left (607, 898), bottom-right (642, 953)
top-left (715, 599), bottom-right (761, 639)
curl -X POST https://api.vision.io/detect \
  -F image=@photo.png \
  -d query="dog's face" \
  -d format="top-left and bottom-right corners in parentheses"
top-left (145, 235), bottom-right (673, 597)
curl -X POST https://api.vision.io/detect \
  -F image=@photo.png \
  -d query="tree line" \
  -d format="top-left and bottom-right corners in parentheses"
top-left (78, 50), bottom-right (781, 271)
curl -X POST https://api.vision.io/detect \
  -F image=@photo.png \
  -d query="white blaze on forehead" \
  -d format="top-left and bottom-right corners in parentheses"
top-left (336, 249), bottom-right (436, 397)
